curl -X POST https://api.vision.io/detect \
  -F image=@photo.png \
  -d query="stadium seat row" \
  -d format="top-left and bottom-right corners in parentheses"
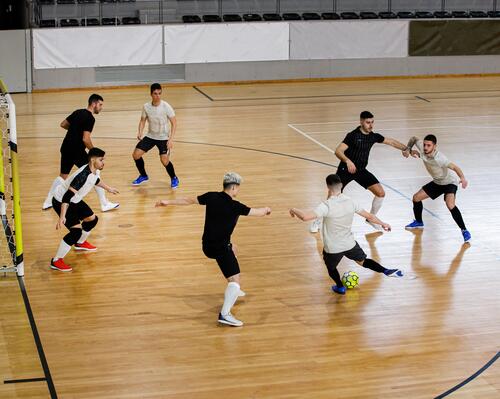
top-left (182, 10), bottom-right (500, 23)
top-left (40, 0), bottom-right (136, 4)
top-left (39, 17), bottom-right (140, 27)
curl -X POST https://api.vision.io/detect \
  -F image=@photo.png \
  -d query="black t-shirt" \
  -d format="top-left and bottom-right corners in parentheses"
top-left (197, 191), bottom-right (251, 249)
top-left (60, 109), bottom-right (95, 153)
top-left (340, 127), bottom-right (385, 170)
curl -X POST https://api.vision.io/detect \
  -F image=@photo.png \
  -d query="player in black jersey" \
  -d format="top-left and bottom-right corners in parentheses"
top-left (156, 172), bottom-right (271, 327)
top-left (310, 111), bottom-right (407, 232)
top-left (43, 94), bottom-right (119, 212)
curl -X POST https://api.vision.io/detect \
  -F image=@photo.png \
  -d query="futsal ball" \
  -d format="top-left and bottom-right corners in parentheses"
top-left (342, 271), bottom-right (359, 289)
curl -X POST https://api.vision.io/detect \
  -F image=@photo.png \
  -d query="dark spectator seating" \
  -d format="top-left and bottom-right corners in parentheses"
top-left (102, 17), bottom-right (120, 25)
top-left (242, 13), bottom-right (262, 21)
top-left (282, 13), bottom-right (301, 21)
top-left (57, 0), bottom-right (75, 4)
top-left (452, 11), bottom-right (469, 18)
top-left (40, 0), bottom-right (55, 5)
top-left (415, 11), bottom-right (434, 18)
top-left (60, 18), bottom-right (79, 26)
top-left (100, 0), bottom-right (118, 3)
top-left (202, 15), bottom-right (221, 22)
top-left (182, 15), bottom-right (201, 23)
top-left (488, 11), bottom-right (500, 18)
top-left (81, 17), bottom-right (100, 25)
top-left (122, 17), bottom-right (140, 24)
top-left (302, 13), bottom-right (321, 20)
top-left (470, 11), bottom-right (487, 18)
top-left (40, 19), bottom-right (56, 27)
top-left (434, 11), bottom-right (452, 18)
top-left (341, 12), bottom-right (359, 20)
top-left (321, 12), bottom-right (340, 20)
top-left (77, 0), bottom-right (97, 3)
top-left (263, 13), bottom-right (281, 21)
top-left (360, 12), bottom-right (378, 19)
top-left (379, 11), bottom-right (397, 19)
top-left (397, 11), bottom-right (415, 19)
top-left (223, 14), bottom-right (242, 22)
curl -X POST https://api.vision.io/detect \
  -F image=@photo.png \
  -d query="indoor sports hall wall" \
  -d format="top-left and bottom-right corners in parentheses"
top-left (1, 19), bottom-right (500, 91)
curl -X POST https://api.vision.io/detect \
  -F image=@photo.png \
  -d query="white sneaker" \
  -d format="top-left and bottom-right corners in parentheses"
top-left (238, 289), bottom-right (246, 297)
top-left (218, 312), bottom-right (243, 327)
top-left (309, 219), bottom-right (321, 233)
top-left (101, 202), bottom-right (120, 212)
top-left (365, 220), bottom-right (383, 231)
top-left (42, 200), bottom-right (53, 210)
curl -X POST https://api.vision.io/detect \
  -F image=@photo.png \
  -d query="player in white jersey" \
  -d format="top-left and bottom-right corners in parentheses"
top-left (132, 83), bottom-right (179, 188)
top-left (289, 174), bottom-right (404, 295)
top-left (50, 148), bottom-right (119, 272)
top-left (403, 134), bottom-right (471, 242)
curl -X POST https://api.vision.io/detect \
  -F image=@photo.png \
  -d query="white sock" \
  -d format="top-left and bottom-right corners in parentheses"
top-left (94, 186), bottom-right (108, 206)
top-left (221, 282), bottom-right (240, 316)
top-left (77, 230), bottom-right (90, 244)
top-left (54, 240), bottom-right (72, 260)
top-left (45, 176), bottom-right (65, 204)
top-left (370, 196), bottom-right (384, 215)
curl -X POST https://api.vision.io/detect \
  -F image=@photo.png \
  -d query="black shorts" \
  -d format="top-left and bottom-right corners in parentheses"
top-left (322, 242), bottom-right (367, 269)
top-left (337, 164), bottom-right (379, 190)
top-left (52, 198), bottom-right (94, 229)
top-left (422, 181), bottom-right (458, 200)
top-left (60, 150), bottom-right (88, 175)
top-left (203, 243), bottom-right (240, 279)
top-left (135, 136), bottom-right (168, 155)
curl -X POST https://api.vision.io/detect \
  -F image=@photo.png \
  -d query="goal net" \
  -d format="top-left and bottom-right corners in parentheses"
top-left (0, 80), bottom-right (24, 276)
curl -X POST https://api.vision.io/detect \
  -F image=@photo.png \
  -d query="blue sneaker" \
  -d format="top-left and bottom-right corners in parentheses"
top-left (132, 175), bottom-right (149, 186)
top-left (171, 176), bottom-right (179, 189)
top-left (384, 269), bottom-right (404, 278)
top-left (462, 229), bottom-right (471, 242)
top-left (405, 220), bottom-right (424, 229)
top-left (332, 285), bottom-right (346, 295)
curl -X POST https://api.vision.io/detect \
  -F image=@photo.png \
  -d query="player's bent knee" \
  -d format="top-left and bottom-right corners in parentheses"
top-left (64, 227), bottom-right (82, 245)
top-left (82, 215), bottom-right (98, 231)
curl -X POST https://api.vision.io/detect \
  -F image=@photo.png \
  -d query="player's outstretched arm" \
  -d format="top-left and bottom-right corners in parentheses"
top-left (448, 163), bottom-right (468, 189)
top-left (383, 137), bottom-right (407, 151)
top-left (357, 209), bottom-right (391, 231)
top-left (402, 136), bottom-right (420, 158)
top-left (289, 208), bottom-right (317, 222)
top-left (155, 197), bottom-right (197, 207)
top-left (248, 207), bottom-right (272, 217)
top-left (96, 181), bottom-right (119, 194)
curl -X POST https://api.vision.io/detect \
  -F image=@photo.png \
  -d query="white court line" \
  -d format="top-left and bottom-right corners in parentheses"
top-left (304, 125), bottom-right (500, 134)
top-left (287, 123), bottom-right (337, 155)
top-left (290, 114), bottom-right (500, 126)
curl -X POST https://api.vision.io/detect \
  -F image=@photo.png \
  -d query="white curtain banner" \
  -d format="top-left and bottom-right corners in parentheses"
top-left (164, 23), bottom-right (289, 64)
top-left (33, 26), bottom-right (163, 69)
top-left (290, 21), bottom-right (409, 60)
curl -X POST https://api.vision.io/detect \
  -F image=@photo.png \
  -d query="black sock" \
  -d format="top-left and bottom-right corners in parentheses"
top-left (413, 201), bottom-right (423, 223)
top-left (450, 206), bottom-right (466, 230)
top-left (134, 158), bottom-right (147, 177)
top-left (165, 162), bottom-right (176, 179)
top-left (361, 258), bottom-right (387, 274)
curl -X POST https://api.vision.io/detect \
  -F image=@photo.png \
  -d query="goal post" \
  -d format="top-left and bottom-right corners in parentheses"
top-left (0, 79), bottom-right (24, 277)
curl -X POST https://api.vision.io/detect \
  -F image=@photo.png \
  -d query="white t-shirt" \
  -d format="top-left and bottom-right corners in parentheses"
top-left (313, 193), bottom-right (361, 254)
top-left (141, 100), bottom-right (175, 140)
top-left (415, 140), bottom-right (458, 185)
top-left (54, 165), bottom-right (100, 204)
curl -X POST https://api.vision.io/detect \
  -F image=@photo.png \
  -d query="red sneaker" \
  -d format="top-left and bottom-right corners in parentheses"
top-left (50, 258), bottom-right (72, 272)
top-left (74, 241), bottom-right (97, 251)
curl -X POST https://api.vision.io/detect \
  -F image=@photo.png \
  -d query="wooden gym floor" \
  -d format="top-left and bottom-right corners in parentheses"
top-left (1, 76), bottom-right (499, 398)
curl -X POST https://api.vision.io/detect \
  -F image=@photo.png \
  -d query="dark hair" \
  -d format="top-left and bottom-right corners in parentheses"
top-left (88, 147), bottom-right (105, 159)
top-left (360, 111), bottom-right (374, 120)
top-left (326, 174), bottom-right (342, 188)
top-left (88, 94), bottom-right (103, 106)
top-left (424, 134), bottom-right (437, 144)
top-left (150, 83), bottom-right (162, 94)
